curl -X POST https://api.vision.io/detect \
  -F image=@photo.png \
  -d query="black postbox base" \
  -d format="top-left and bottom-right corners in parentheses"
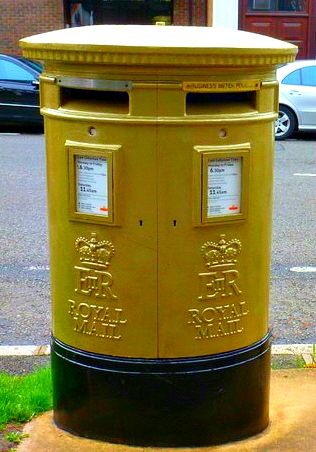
top-left (51, 333), bottom-right (271, 447)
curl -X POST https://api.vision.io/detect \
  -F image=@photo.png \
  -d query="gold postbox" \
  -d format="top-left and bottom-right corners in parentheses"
top-left (21, 26), bottom-right (297, 447)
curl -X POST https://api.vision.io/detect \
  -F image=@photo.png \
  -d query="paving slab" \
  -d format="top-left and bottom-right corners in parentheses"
top-left (18, 369), bottom-right (315, 452)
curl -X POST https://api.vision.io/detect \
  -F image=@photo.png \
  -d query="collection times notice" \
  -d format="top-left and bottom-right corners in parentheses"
top-left (207, 157), bottom-right (242, 217)
top-left (76, 156), bottom-right (109, 216)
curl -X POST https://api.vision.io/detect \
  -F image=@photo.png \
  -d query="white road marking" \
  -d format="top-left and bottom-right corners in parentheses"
top-left (0, 133), bottom-right (20, 136)
top-left (0, 345), bottom-right (51, 356)
top-left (28, 265), bottom-right (50, 271)
top-left (272, 344), bottom-right (314, 355)
top-left (290, 267), bottom-right (316, 273)
top-left (293, 173), bottom-right (316, 177)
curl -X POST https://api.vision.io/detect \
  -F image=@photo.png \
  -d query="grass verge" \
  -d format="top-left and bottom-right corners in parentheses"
top-left (0, 366), bottom-right (52, 426)
top-left (0, 366), bottom-right (52, 451)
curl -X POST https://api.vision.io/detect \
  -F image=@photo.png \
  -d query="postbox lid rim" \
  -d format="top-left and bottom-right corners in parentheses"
top-left (20, 25), bottom-right (297, 50)
top-left (20, 25), bottom-right (297, 66)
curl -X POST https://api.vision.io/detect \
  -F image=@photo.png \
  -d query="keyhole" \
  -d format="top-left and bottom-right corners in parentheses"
top-left (89, 127), bottom-right (97, 136)
top-left (219, 128), bottom-right (227, 138)
top-left (173, 220), bottom-right (177, 227)
top-left (139, 220), bottom-right (143, 226)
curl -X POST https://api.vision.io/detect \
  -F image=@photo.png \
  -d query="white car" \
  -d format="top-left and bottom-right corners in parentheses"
top-left (275, 60), bottom-right (316, 140)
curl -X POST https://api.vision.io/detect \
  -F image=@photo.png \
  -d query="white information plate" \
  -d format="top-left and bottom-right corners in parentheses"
top-left (76, 156), bottom-right (108, 216)
top-left (207, 157), bottom-right (242, 217)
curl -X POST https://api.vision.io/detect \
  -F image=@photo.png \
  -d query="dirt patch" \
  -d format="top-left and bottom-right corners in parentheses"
top-left (0, 423), bottom-right (26, 452)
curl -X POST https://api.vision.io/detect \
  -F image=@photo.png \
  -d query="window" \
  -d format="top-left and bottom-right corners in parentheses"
top-left (282, 69), bottom-right (301, 85)
top-left (251, 0), bottom-right (272, 10)
top-left (301, 66), bottom-right (316, 87)
top-left (67, 0), bottom-right (173, 27)
top-left (282, 66), bottom-right (316, 86)
top-left (248, 0), bottom-right (306, 12)
top-left (0, 60), bottom-right (34, 82)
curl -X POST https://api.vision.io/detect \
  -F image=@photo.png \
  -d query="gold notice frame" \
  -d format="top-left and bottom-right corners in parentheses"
top-left (193, 144), bottom-right (250, 225)
top-left (67, 141), bottom-right (121, 225)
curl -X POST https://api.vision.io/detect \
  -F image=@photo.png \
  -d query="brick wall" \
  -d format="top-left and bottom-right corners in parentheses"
top-left (0, 0), bottom-right (64, 55)
top-left (0, 0), bottom-right (208, 55)
top-left (173, 0), bottom-right (207, 26)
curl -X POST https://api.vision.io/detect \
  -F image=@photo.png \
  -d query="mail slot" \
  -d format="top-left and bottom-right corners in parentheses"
top-left (20, 26), bottom-right (297, 447)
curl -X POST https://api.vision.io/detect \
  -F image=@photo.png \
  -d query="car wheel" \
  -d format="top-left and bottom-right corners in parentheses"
top-left (275, 106), bottom-right (296, 140)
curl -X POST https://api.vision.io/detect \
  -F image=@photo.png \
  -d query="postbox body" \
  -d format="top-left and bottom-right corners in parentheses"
top-left (21, 26), bottom-right (296, 447)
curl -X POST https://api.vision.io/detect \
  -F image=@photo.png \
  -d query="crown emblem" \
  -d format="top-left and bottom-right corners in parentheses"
top-left (75, 232), bottom-right (115, 269)
top-left (201, 234), bottom-right (242, 269)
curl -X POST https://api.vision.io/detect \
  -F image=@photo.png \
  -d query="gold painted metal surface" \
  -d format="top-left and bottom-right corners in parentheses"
top-left (20, 25), bottom-right (297, 358)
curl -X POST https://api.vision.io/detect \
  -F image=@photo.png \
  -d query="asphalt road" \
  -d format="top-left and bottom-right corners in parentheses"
top-left (0, 133), bottom-right (49, 346)
top-left (271, 133), bottom-right (316, 344)
top-left (0, 132), bottom-right (315, 347)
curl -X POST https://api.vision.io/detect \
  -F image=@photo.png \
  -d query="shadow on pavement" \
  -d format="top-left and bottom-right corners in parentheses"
top-left (0, 124), bottom-right (43, 134)
top-left (286, 131), bottom-right (316, 141)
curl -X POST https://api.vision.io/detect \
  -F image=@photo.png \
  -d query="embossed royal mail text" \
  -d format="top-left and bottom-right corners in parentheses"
top-left (188, 301), bottom-right (249, 339)
top-left (68, 299), bottom-right (127, 340)
top-left (189, 235), bottom-right (249, 340)
top-left (68, 232), bottom-right (127, 340)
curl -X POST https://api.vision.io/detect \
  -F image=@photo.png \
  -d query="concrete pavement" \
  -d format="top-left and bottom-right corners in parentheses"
top-left (17, 369), bottom-right (316, 452)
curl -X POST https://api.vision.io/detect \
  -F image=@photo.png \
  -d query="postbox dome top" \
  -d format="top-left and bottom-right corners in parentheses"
top-left (20, 25), bottom-right (297, 67)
